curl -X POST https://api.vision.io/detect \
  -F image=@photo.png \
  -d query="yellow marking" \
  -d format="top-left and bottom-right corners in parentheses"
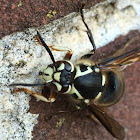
top-left (76, 105), bottom-right (80, 109)
top-left (76, 59), bottom-right (95, 66)
top-left (94, 92), bottom-right (102, 100)
top-left (42, 75), bottom-right (52, 82)
top-left (83, 61), bottom-right (92, 66)
top-left (58, 63), bottom-right (65, 71)
top-left (53, 82), bottom-right (62, 91)
top-left (42, 67), bottom-right (53, 82)
top-left (49, 98), bottom-right (56, 103)
top-left (44, 67), bottom-right (53, 76)
top-left (75, 66), bottom-right (92, 79)
top-left (69, 84), bottom-right (83, 99)
top-left (95, 68), bottom-right (100, 73)
top-left (84, 99), bottom-right (89, 104)
top-left (54, 72), bottom-right (61, 82)
top-left (102, 74), bottom-right (106, 86)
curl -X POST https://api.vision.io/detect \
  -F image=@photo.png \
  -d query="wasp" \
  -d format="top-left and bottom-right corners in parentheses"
top-left (9, 8), bottom-right (140, 139)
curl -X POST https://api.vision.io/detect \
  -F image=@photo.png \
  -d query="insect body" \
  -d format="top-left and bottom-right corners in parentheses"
top-left (41, 58), bottom-right (124, 107)
top-left (10, 8), bottom-right (140, 139)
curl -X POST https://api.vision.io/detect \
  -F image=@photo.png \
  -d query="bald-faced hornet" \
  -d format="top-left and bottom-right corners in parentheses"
top-left (9, 8), bottom-right (140, 139)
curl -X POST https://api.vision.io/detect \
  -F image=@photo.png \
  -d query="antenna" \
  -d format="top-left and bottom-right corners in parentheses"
top-left (37, 31), bottom-right (57, 71)
top-left (80, 8), bottom-right (96, 52)
top-left (9, 83), bottom-right (48, 87)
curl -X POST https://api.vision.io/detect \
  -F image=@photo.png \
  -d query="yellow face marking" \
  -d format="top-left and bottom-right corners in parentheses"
top-left (75, 66), bottom-right (93, 79)
top-left (95, 68), bottom-right (100, 73)
top-left (102, 74), bottom-right (106, 86)
top-left (41, 67), bottom-right (54, 82)
top-left (54, 72), bottom-right (61, 82)
top-left (42, 75), bottom-right (53, 82)
top-left (57, 63), bottom-right (65, 71)
top-left (53, 82), bottom-right (62, 91)
top-left (44, 67), bottom-right (53, 75)
top-left (94, 92), bottom-right (102, 100)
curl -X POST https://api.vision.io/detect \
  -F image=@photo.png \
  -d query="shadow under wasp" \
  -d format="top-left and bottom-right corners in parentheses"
top-left (9, 8), bottom-right (140, 139)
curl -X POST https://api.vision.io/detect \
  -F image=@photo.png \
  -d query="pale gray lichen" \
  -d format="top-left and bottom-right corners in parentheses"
top-left (0, 0), bottom-right (140, 139)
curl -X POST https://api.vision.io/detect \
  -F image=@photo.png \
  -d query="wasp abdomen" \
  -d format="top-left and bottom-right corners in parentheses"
top-left (97, 71), bottom-right (125, 106)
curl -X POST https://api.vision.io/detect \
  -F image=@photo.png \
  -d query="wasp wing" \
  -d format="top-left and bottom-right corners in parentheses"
top-left (98, 47), bottom-right (140, 70)
top-left (88, 104), bottom-right (125, 139)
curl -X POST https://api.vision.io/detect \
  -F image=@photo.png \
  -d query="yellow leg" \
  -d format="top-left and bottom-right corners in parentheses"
top-left (35, 35), bottom-right (73, 60)
top-left (13, 88), bottom-right (56, 103)
top-left (48, 46), bottom-right (73, 60)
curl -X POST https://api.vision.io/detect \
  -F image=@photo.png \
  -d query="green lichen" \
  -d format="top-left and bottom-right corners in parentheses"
top-left (15, 60), bottom-right (27, 68)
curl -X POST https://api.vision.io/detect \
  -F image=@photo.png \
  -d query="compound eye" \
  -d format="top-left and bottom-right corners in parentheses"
top-left (65, 62), bottom-right (72, 72)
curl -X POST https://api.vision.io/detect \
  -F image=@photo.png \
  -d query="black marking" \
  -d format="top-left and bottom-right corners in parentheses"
top-left (79, 64), bottom-right (88, 72)
top-left (60, 62), bottom-right (75, 87)
top-left (60, 69), bottom-right (72, 86)
top-left (61, 84), bottom-right (70, 93)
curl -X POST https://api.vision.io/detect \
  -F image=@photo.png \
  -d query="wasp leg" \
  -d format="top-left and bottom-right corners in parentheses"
top-left (13, 88), bottom-right (56, 103)
top-left (113, 35), bottom-right (140, 57)
top-left (47, 46), bottom-right (73, 60)
top-left (49, 90), bottom-right (57, 102)
top-left (35, 35), bottom-right (73, 60)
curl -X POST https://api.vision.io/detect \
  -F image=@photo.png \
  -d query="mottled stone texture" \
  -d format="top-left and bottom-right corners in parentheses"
top-left (1, 0), bottom-right (140, 140)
